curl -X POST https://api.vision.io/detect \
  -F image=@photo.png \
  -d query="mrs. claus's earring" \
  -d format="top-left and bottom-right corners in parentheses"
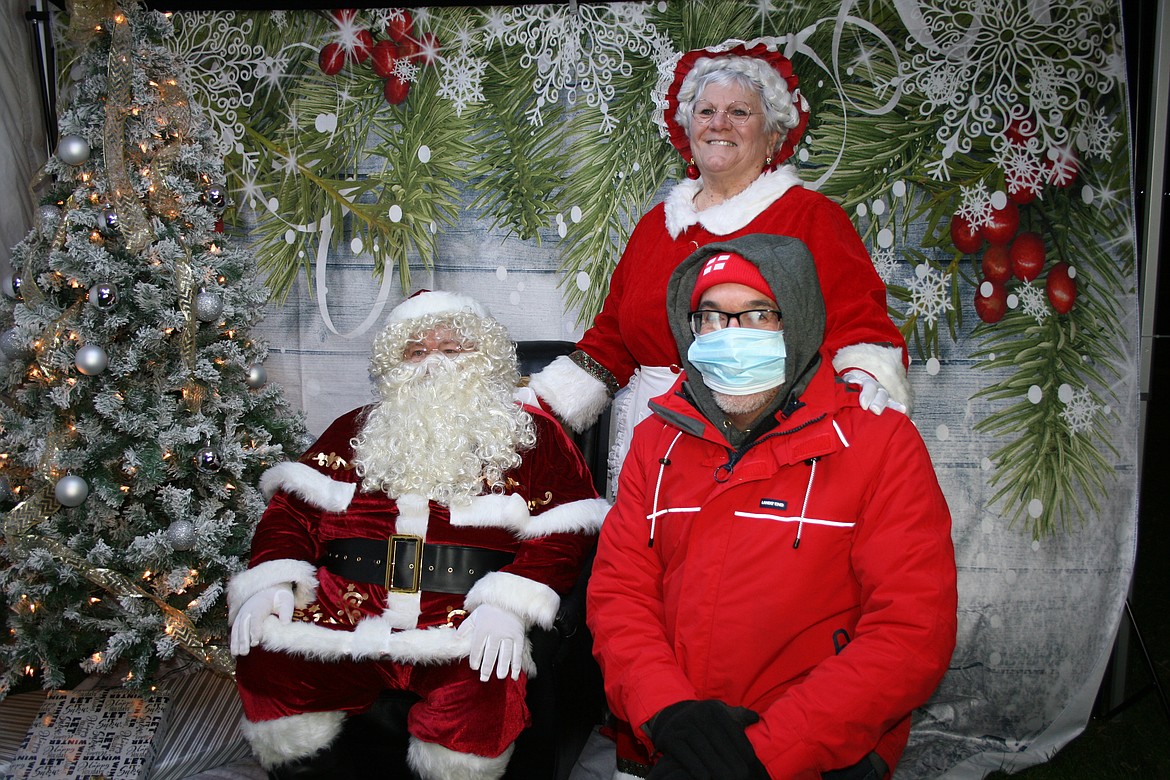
top-left (686, 158), bottom-right (700, 179)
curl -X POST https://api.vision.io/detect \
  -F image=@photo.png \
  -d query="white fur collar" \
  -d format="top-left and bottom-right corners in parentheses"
top-left (664, 165), bottom-right (804, 238)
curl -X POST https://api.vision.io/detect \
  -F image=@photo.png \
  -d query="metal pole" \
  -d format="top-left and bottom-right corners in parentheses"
top-left (26, 0), bottom-right (58, 153)
top-left (1111, 0), bottom-right (1170, 711)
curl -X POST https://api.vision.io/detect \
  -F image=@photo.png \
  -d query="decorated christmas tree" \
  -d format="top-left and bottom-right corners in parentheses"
top-left (0, 0), bottom-right (309, 694)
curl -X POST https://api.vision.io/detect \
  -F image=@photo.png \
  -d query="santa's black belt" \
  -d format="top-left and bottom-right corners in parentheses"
top-left (322, 536), bottom-right (515, 594)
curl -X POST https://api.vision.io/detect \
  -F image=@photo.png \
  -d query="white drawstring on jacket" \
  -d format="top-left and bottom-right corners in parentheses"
top-left (647, 430), bottom-right (686, 547)
top-left (794, 457), bottom-right (819, 549)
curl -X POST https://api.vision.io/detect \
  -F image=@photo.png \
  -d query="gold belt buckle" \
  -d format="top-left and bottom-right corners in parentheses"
top-left (386, 534), bottom-right (423, 593)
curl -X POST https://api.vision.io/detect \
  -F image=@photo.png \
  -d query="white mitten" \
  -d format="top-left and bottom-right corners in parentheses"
top-left (230, 585), bottom-right (294, 657)
top-left (457, 603), bottom-right (525, 682)
top-left (841, 369), bottom-right (907, 415)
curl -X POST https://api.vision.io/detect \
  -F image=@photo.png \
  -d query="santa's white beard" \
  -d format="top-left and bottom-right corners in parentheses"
top-left (351, 353), bottom-right (534, 506)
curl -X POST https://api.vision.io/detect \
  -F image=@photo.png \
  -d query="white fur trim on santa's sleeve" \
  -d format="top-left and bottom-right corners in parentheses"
top-left (833, 343), bottom-right (914, 413)
top-left (259, 461), bottom-right (356, 512)
top-left (227, 559), bottom-right (318, 623)
top-left (464, 571), bottom-right (561, 631)
top-left (527, 354), bottom-right (611, 433)
top-left (517, 497), bottom-right (610, 538)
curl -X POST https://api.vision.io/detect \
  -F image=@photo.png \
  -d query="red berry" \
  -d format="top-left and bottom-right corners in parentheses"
top-left (319, 43), bottom-right (345, 75)
top-left (981, 244), bottom-right (1012, 283)
top-left (1009, 231), bottom-right (1046, 282)
top-left (950, 214), bottom-right (983, 254)
top-left (383, 76), bottom-right (410, 105)
top-left (387, 10), bottom-right (414, 43)
top-left (975, 279), bottom-right (1007, 324)
top-left (371, 40), bottom-right (400, 78)
top-left (1045, 262), bottom-right (1078, 313)
top-left (330, 9), bottom-right (357, 25)
top-left (1006, 178), bottom-right (1040, 204)
top-left (980, 201), bottom-right (1020, 246)
top-left (1044, 146), bottom-right (1079, 188)
top-left (214, 219), bottom-right (224, 233)
top-left (397, 37), bottom-right (421, 62)
top-left (416, 32), bottom-right (440, 64)
top-left (349, 29), bottom-right (374, 64)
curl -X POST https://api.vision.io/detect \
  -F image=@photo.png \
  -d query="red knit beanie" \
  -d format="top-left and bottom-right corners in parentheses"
top-left (690, 251), bottom-right (775, 309)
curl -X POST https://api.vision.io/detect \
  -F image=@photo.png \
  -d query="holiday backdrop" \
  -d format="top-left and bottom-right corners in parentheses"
top-left (1, 1), bottom-right (1140, 778)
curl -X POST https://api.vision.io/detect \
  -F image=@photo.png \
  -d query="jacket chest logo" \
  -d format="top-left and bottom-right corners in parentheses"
top-left (759, 498), bottom-right (787, 510)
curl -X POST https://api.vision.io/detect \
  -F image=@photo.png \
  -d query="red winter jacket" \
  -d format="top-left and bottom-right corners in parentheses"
top-left (587, 365), bottom-right (957, 779)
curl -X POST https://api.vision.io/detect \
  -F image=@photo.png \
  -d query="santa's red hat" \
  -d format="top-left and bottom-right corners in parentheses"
top-left (691, 251), bottom-right (775, 309)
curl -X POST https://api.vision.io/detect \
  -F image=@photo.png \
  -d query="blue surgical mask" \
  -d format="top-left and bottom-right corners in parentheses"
top-left (687, 327), bottom-right (787, 395)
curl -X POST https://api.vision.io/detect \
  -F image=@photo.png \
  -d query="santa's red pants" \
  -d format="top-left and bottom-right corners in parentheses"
top-left (235, 645), bottom-right (530, 758)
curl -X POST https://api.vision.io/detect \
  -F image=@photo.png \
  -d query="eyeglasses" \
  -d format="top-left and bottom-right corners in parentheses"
top-left (403, 344), bottom-right (476, 362)
top-left (691, 101), bottom-right (760, 126)
top-left (689, 309), bottom-right (783, 335)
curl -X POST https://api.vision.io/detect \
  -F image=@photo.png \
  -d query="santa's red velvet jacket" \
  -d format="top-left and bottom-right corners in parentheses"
top-left (227, 403), bottom-right (607, 669)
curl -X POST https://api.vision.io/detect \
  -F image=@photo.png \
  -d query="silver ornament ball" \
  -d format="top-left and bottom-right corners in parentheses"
top-left (203, 184), bottom-right (228, 210)
top-left (245, 362), bottom-right (268, 388)
top-left (1, 328), bottom-right (24, 359)
top-left (195, 291), bottom-right (224, 322)
top-left (75, 344), bottom-right (109, 376)
top-left (102, 207), bottom-right (119, 232)
top-left (54, 474), bottom-right (89, 507)
top-left (166, 519), bottom-right (197, 551)
top-left (57, 134), bottom-right (91, 166)
top-left (88, 282), bottom-right (119, 311)
top-left (1, 270), bottom-right (21, 300)
top-left (195, 446), bottom-right (222, 473)
top-left (38, 204), bottom-right (61, 225)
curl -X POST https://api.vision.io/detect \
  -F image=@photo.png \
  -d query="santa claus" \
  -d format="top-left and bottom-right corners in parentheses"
top-left (227, 291), bottom-right (607, 780)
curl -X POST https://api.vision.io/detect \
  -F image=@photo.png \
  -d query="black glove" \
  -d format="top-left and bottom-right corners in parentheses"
top-left (646, 699), bottom-right (768, 780)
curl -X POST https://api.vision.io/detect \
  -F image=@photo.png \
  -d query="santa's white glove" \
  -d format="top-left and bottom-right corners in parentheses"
top-left (230, 585), bottom-right (294, 657)
top-left (842, 369), bottom-right (907, 416)
top-left (458, 603), bottom-right (525, 682)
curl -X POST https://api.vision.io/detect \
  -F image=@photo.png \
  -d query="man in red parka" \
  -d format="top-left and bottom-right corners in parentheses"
top-left (228, 291), bottom-right (607, 780)
top-left (587, 235), bottom-right (958, 780)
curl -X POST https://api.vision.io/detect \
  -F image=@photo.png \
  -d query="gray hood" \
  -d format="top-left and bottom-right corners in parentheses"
top-left (664, 233), bottom-right (827, 445)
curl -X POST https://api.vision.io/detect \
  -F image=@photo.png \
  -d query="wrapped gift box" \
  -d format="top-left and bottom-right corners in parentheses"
top-left (4, 689), bottom-right (170, 780)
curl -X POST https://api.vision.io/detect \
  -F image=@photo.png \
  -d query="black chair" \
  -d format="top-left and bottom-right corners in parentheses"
top-left (272, 342), bottom-right (610, 780)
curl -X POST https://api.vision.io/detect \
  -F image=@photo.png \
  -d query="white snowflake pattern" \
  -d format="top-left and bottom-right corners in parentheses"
top-left (870, 247), bottom-right (899, 285)
top-left (168, 12), bottom-right (264, 156)
top-left (437, 46), bottom-right (487, 117)
top-left (955, 182), bottom-right (994, 229)
top-left (1017, 282), bottom-right (1049, 323)
top-left (1060, 388), bottom-right (1101, 434)
top-left (492, 3), bottom-right (666, 132)
top-left (900, 1), bottom-right (1118, 162)
top-left (392, 58), bottom-right (420, 84)
top-left (908, 264), bottom-right (953, 326)
top-left (995, 144), bottom-right (1045, 202)
top-left (1075, 113), bottom-right (1122, 159)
